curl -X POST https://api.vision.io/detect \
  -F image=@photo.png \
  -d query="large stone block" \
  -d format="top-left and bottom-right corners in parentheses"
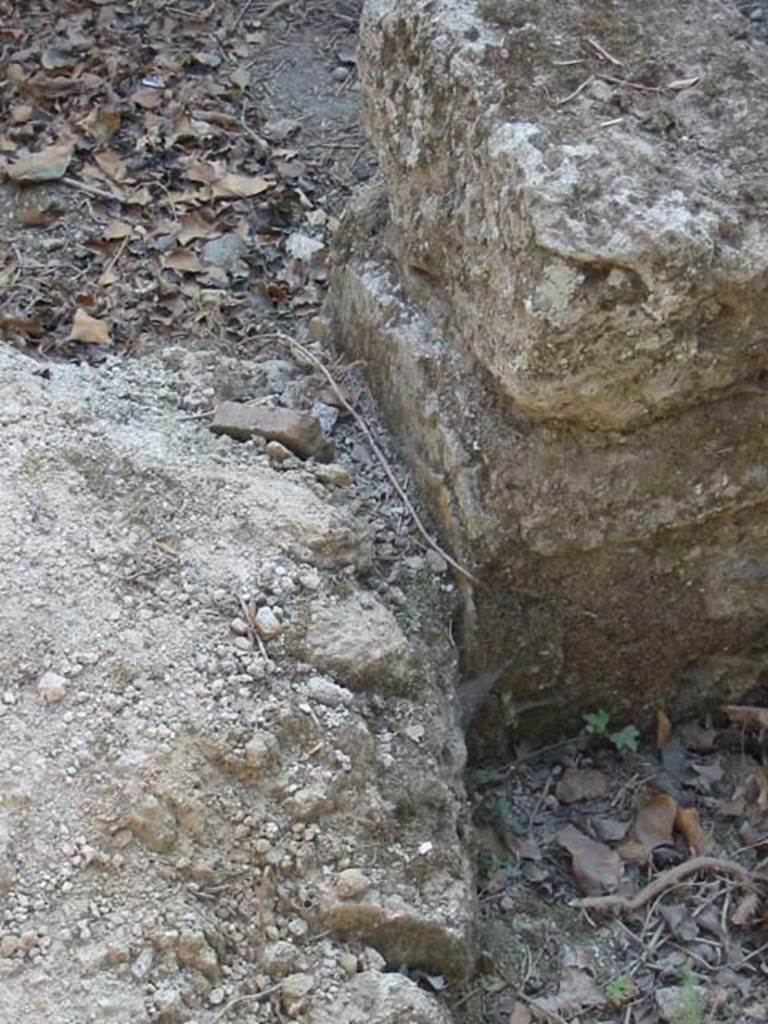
top-left (328, 0), bottom-right (768, 752)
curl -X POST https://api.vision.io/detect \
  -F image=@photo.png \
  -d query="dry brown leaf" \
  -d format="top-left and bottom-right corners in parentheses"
top-left (103, 220), bottom-right (133, 241)
top-left (130, 86), bottom-right (162, 110)
top-left (177, 211), bottom-right (217, 246)
top-left (20, 206), bottom-right (57, 227)
top-left (675, 806), bottom-right (710, 855)
top-left (231, 66), bottom-right (250, 89)
top-left (98, 268), bottom-right (118, 287)
top-left (78, 107), bottom-right (121, 143)
top-left (69, 308), bottom-right (112, 345)
top-left (125, 187), bottom-right (152, 207)
top-left (732, 892), bottom-right (761, 927)
top-left (530, 967), bottom-right (606, 1018)
top-left (722, 705), bottom-right (768, 731)
top-left (182, 161), bottom-right (219, 185)
top-left (164, 250), bottom-right (205, 274)
top-left (555, 767), bottom-right (607, 804)
top-left (509, 1004), bottom-right (531, 1024)
top-left (10, 103), bottom-right (33, 124)
top-left (557, 823), bottom-right (622, 896)
top-left (212, 172), bottom-right (274, 199)
top-left (94, 148), bottom-right (128, 183)
top-left (7, 142), bottom-right (73, 183)
top-left (627, 793), bottom-right (678, 858)
top-left (656, 708), bottom-right (672, 751)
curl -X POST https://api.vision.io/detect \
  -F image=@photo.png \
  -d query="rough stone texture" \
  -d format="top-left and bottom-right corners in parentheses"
top-left (307, 971), bottom-right (454, 1024)
top-left (294, 593), bottom-right (413, 692)
top-left (0, 341), bottom-right (473, 1022)
top-left (211, 400), bottom-right (328, 459)
top-left (328, 0), bottom-right (768, 748)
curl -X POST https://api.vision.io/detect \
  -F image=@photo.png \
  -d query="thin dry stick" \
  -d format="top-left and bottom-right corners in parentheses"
top-left (556, 75), bottom-right (593, 106)
top-left (101, 234), bottom-right (131, 281)
top-left (271, 332), bottom-right (479, 585)
top-left (231, 0), bottom-right (258, 31)
top-left (61, 176), bottom-right (123, 204)
top-left (210, 984), bottom-right (282, 1024)
top-left (571, 856), bottom-right (759, 914)
top-left (586, 36), bottom-right (624, 66)
top-left (599, 73), bottom-right (662, 94)
top-left (258, 0), bottom-right (295, 21)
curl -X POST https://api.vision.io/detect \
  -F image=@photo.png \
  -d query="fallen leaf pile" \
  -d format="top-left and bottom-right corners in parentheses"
top-left (0, 0), bottom-right (355, 359)
top-left (472, 702), bottom-right (768, 1022)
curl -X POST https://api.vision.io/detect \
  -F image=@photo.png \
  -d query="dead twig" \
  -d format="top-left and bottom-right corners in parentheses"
top-left (271, 332), bottom-right (479, 585)
top-left (556, 75), bottom-right (593, 106)
top-left (586, 36), bottom-right (624, 66)
top-left (210, 985), bottom-right (282, 1024)
top-left (260, 0), bottom-right (295, 20)
top-left (571, 856), bottom-right (760, 914)
top-left (230, 0), bottom-right (258, 32)
top-left (598, 73), bottom-right (663, 94)
top-left (61, 176), bottom-right (123, 204)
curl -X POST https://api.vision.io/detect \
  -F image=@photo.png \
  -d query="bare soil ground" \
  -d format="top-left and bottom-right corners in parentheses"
top-left (1, 2), bottom-right (768, 1024)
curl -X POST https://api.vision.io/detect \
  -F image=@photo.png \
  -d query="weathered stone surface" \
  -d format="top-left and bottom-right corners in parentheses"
top-left (328, 0), bottom-right (768, 748)
top-left (307, 971), bottom-right (454, 1024)
top-left (211, 401), bottom-right (326, 459)
top-left (0, 811), bottom-right (15, 892)
top-left (295, 594), bottom-right (412, 692)
top-left (124, 793), bottom-right (178, 854)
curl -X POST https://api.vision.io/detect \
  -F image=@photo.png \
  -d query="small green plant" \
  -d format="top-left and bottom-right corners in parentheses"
top-left (583, 709), bottom-right (640, 754)
top-left (675, 967), bottom-right (704, 1024)
top-left (605, 975), bottom-right (636, 1008)
top-left (583, 708), bottom-right (611, 735)
top-left (610, 724), bottom-right (640, 753)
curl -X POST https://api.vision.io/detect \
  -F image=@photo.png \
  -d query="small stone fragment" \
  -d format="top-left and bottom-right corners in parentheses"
top-left (286, 233), bottom-right (325, 261)
top-left (263, 117), bottom-right (301, 142)
top-left (311, 401), bottom-right (339, 434)
top-left (0, 812), bottom-right (16, 892)
top-left (229, 617), bottom-right (250, 637)
top-left (211, 402), bottom-right (325, 459)
top-left (281, 972), bottom-right (314, 1012)
top-left (201, 232), bottom-right (247, 272)
top-left (245, 730), bottom-right (279, 769)
top-left (360, 947), bottom-right (387, 973)
top-left (0, 935), bottom-right (20, 957)
top-left (177, 928), bottom-right (220, 981)
top-left (300, 594), bottom-right (411, 691)
top-left (656, 985), bottom-right (705, 1023)
top-left (263, 940), bottom-right (304, 977)
top-left (315, 463), bottom-right (351, 487)
top-left (305, 676), bottom-right (354, 708)
top-left (255, 606), bottom-right (282, 640)
top-left (338, 951), bottom-right (358, 976)
top-left (124, 794), bottom-right (178, 854)
top-left (285, 784), bottom-right (335, 822)
top-left (131, 946), bottom-right (154, 981)
top-left (425, 550), bottom-right (448, 574)
top-left (38, 670), bottom-right (67, 704)
top-left (336, 868), bottom-right (370, 900)
top-left (266, 440), bottom-right (292, 463)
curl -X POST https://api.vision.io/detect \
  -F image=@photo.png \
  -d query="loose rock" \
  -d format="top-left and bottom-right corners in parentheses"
top-left (211, 402), bottom-right (326, 459)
